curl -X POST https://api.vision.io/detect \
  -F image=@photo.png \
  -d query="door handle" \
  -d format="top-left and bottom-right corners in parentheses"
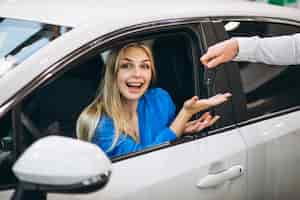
top-left (197, 165), bottom-right (244, 189)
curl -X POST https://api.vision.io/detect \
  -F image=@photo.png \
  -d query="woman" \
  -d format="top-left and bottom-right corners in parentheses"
top-left (77, 42), bottom-right (231, 158)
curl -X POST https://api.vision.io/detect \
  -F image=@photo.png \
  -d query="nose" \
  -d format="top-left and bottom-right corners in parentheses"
top-left (133, 65), bottom-right (141, 76)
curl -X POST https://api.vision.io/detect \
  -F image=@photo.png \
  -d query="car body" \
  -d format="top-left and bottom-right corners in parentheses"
top-left (1, 0), bottom-right (300, 199)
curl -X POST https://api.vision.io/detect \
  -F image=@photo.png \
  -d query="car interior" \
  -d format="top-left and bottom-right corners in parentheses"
top-left (152, 34), bottom-right (195, 112)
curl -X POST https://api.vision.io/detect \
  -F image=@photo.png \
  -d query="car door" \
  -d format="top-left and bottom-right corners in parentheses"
top-left (42, 20), bottom-right (247, 200)
top-left (218, 17), bottom-right (300, 200)
top-left (0, 19), bottom-right (247, 200)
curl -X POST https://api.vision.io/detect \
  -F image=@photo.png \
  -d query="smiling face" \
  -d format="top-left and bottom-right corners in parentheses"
top-left (116, 46), bottom-right (153, 104)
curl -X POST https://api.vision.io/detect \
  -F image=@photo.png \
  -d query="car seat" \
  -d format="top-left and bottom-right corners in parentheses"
top-left (152, 35), bottom-right (195, 111)
top-left (23, 56), bottom-right (104, 138)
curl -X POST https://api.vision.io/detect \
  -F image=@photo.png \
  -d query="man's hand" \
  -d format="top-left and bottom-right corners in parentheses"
top-left (200, 38), bottom-right (239, 68)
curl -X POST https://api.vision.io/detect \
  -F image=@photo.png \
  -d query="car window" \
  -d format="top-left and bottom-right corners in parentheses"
top-left (0, 110), bottom-right (16, 188)
top-left (225, 21), bottom-right (300, 120)
top-left (0, 18), bottom-right (71, 77)
top-left (20, 29), bottom-right (202, 160)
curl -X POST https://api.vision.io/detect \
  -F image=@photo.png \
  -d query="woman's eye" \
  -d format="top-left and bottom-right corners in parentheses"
top-left (141, 63), bottom-right (150, 69)
top-left (120, 63), bottom-right (131, 69)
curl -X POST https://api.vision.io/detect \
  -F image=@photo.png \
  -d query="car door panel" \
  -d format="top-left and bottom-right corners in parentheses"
top-left (240, 111), bottom-right (300, 200)
top-left (0, 191), bottom-right (13, 199)
top-left (212, 17), bottom-right (300, 200)
top-left (48, 129), bottom-right (247, 200)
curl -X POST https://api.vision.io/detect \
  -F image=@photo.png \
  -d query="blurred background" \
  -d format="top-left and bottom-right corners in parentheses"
top-left (249, 0), bottom-right (300, 7)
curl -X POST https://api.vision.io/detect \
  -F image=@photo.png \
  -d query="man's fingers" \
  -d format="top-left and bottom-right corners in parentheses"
top-left (206, 55), bottom-right (226, 68)
top-left (200, 46), bottom-right (221, 66)
top-left (200, 52), bottom-right (216, 65)
top-left (200, 39), bottom-right (239, 68)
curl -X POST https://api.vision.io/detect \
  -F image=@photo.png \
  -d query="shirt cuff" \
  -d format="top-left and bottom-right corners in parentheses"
top-left (233, 36), bottom-right (259, 62)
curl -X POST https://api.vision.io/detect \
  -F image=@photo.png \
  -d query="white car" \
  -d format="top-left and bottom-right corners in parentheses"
top-left (1, 0), bottom-right (300, 199)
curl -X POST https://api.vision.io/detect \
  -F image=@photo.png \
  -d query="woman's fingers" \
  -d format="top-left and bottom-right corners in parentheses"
top-left (187, 93), bottom-right (231, 114)
top-left (205, 93), bottom-right (232, 106)
top-left (197, 112), bottom-right (210, 121)
top-left (184, 96), bottom-right (199, 108)
top-left (182, 93), bottom-right (230, 125)
top-left (185, 112), bottom-right (210, 127)
top-left (184, 113), bottom-right (211, 133)
top-left (184, 114), bottom-right (220, 134)
top-left (207, 115), bottom-right (220, 126)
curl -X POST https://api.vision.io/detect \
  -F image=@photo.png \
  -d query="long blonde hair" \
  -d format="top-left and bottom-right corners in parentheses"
top-left (76, 43), bottom-right (156, 148)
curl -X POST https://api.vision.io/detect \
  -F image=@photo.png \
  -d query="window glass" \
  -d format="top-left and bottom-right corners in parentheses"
top-left (0, 18), bottom-right (71, 77)
top-left (225, 21), bottom-right (300, 119)
top-left (0, 110), bottom-right (16, 188)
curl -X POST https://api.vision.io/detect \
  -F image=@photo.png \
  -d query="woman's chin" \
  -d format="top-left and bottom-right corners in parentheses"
top-left (122, 90), bottom-right (145, 101)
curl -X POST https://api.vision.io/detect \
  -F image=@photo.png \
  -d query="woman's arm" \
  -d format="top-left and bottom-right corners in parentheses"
top-left (92, 120), bottom-right (176, 158)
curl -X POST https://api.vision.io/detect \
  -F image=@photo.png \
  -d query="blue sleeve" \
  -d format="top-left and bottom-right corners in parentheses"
top-left (154, 88), bottom-right (176, 126)
top-left (149, 88), bottom-right (177, 143)
top-left (92, 119), bottom-right (176, 158)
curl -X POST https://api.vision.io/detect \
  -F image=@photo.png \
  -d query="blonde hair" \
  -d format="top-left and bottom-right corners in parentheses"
top-left (76, 43), bottom-right (156, 149)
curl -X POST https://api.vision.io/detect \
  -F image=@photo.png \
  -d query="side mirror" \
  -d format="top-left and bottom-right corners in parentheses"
top-left (12, 136), bottom-right (111, 194)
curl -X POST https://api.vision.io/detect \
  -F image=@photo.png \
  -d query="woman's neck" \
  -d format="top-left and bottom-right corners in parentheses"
top-left (124, 100), bottom-right (138, 116)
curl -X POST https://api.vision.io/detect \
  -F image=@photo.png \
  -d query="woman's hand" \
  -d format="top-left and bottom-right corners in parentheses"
top-left (183, 93), bottom-right (232, 116)
top-left (183, 112), bottom-right (220, 134)
top-left (170, 92), bottom-right (231, 137)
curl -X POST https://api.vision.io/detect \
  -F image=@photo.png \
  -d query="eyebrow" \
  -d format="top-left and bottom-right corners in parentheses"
top-left (121, 58), bottom-right (151, 62)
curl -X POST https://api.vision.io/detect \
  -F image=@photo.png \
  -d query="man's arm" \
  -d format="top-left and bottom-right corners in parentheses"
top-left (236, 34), bottom-right (300, 65)
top-left (201, 33), bottom-right (300, 68)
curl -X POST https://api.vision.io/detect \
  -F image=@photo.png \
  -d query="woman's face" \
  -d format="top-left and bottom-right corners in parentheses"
top-left (117, 46), bottom-right (152, 103)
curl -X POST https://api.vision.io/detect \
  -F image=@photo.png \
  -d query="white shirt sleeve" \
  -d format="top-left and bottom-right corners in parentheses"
top-left (234, 34), bottom-right (300, 65)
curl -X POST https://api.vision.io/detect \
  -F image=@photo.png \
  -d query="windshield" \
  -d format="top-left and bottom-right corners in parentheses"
top-left (0, 18), bottom-right (71, 76)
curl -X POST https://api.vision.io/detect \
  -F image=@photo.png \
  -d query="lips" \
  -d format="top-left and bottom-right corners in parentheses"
top-left (127, 82), bottom-right (143, 88)
top-left (126, 81), bottom-right (144, 93)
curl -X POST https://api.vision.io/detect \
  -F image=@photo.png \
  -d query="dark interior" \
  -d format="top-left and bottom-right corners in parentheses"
top-left (152, 34), bottom-right (195, 112)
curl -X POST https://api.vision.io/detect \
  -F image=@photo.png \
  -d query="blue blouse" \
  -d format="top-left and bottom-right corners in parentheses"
top-left (92, 88), bottom-right (177, 158)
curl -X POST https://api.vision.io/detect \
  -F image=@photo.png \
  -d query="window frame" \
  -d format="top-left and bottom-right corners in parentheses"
top-left (0, 17), bottom-right (243, 164)
top-left (200, 21), bottom-right (241, 131)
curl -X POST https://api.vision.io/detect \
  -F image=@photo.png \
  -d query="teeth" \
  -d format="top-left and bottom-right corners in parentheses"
top-left (127, 82), bottom-right (143, 87)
